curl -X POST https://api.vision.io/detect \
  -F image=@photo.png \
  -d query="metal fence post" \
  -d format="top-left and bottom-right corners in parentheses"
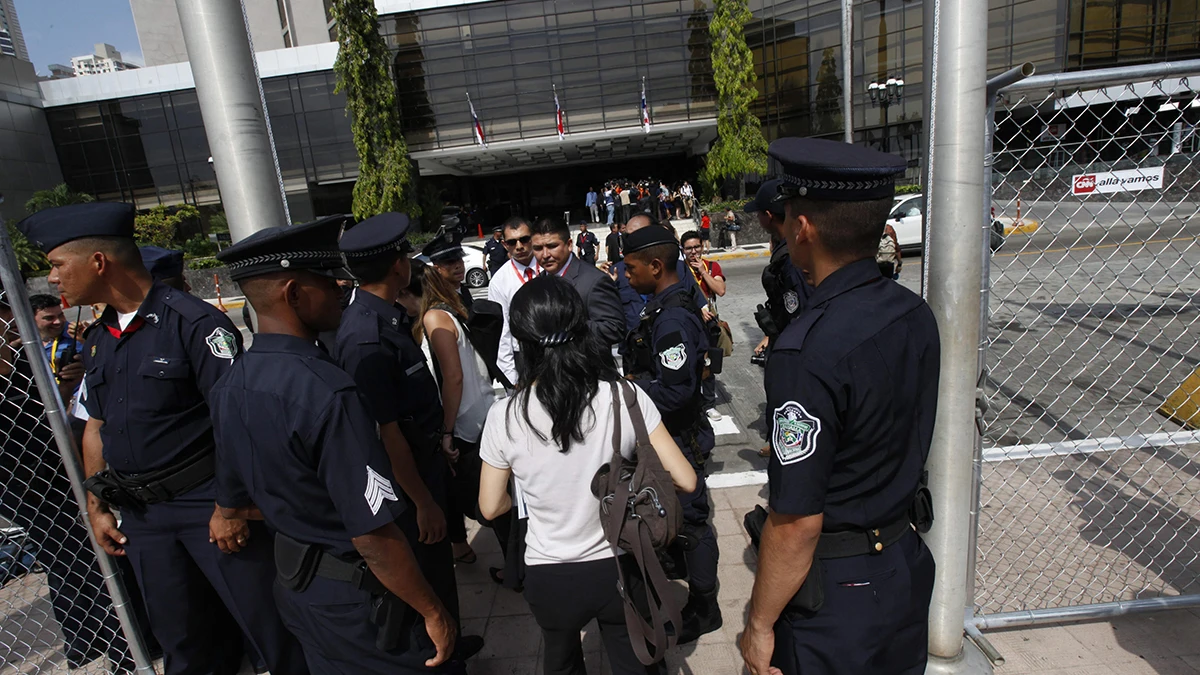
top-left (922, 0), bottom-right (990, 670)
top-left (0, 213), bottom-right (156, 675)
top-left (841, 0), bottom-right (854, 143)
top-left (175, 0), bottom-right (290, 243)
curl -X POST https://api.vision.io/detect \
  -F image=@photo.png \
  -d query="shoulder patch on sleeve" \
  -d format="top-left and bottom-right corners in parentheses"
top-left (364, 465), bottom-right (399, 515)
top-left (772, 401), bottom-right (821, 465)
top-left (654, 329), bottom-right (687, 371)
top-left (205, 327), bottom-right (239, 360)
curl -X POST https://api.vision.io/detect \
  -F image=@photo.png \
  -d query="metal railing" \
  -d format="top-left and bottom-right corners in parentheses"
top-left (972, 58), bottom-right (1200, 631)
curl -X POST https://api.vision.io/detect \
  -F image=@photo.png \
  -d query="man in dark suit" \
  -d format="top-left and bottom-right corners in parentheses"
top-left (529, 218), bottom-right (626, 349)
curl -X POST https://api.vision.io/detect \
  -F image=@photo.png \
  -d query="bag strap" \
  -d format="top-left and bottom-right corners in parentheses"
top-left (619, 380), bottom-right (652, 449)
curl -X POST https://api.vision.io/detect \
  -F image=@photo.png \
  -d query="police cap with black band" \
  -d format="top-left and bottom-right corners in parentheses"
top-left (339, 212), bottom-right (413, 259)
top-left (621, 224), bottom-right (678, 255)
top-left (421, 230), bottom-right (466, 262)
top-left (769, 137), bottom-right (907, 201)
top-left (216, 215), bottom-right (353, 281)
top-left (744, 178), bottom-right (787, 217)
top-left (18, 202), bottom-right (136, 254)
top-left (140, 246), bottom-right (186, 281)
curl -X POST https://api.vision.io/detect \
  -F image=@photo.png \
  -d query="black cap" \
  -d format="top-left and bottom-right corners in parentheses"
top-left (18, 202), bottom-right (136, 254)
top-left (216, 215), bottom-right (352, 282)
top-left (492, 225), bottom-right (503, 233)
top-left (422, 231), bottom-right (465, 263)
top-left (139, 246), bottom-right (185, 281)
top-left (744, 179), bottom-right (786, 216)
top-left (768, 138), bottom-right (907, 201)
top-left (340, 212), bottom-right (412, 259)
top-left (623, 225), bottom-right (678, 254)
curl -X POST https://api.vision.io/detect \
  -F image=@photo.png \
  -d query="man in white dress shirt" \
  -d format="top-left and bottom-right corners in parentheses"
top-left (487, 216), bottom-right (540, 387)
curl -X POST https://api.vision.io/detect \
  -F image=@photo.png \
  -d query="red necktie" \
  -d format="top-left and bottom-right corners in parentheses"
top-left (525, 269), bottom-right (534, 282)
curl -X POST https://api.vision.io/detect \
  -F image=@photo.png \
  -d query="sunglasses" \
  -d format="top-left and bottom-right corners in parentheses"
top-left (505, 235), bottom-right (533, 247)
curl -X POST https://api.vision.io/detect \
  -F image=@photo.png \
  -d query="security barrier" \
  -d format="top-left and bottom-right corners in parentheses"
top-left (974, 60), bottom-right (1200, 628)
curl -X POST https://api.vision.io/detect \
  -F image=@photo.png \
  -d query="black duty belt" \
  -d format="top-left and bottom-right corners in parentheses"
top-left (315, 551), bottom-right (388, 595)
top-left (815, 516), bottom-right (914, 559)
top-left (85, 447), bottom-right (215, 509)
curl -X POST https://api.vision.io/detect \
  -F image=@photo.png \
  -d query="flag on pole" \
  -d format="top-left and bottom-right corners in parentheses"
top-left (467, 92), bottom-right (486, 147)
top-left (641, 76), bottom-right (650, 133)
top-left (553, 84), bottom-right (565, 140)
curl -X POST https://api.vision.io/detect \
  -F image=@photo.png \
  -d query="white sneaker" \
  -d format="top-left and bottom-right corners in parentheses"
top-left (706, 409), bottom-right (722, 422)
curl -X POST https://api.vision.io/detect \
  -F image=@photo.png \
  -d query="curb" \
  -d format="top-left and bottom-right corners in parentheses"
top-left (1001, 219), bottom-right (1040, 235)
top-left (706, 247), bottom-right (771, 261)
top-left (205, 297), bottom-right (246, 310)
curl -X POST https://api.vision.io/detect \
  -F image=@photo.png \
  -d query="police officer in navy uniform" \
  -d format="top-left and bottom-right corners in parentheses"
top-left (19, 202), bottom-right (307, 675)
top-left (621, 225), bottom-right (721, 644)
top-left (423, 234), bottom-right (474, 311)
top-left (482, 226), bottom-right (508, 276)
top-left (739, 138), bottom-right (940, 675)
top-left (745, 178), bottom-right (810, 360)
top-left (612, 214), bottom-right (706, 334)
top-left (210, 216), bottom-right (457, 674)
top-left (335, 213), bottom-right (480, 657)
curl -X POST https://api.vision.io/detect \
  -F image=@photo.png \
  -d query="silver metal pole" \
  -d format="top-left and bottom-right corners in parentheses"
top-left (971, 594), bottom-right (1200, 630)
top-left (999, 58), bottom-right (1200, 95)
top-left (175, 0), bottom-right (289, 243)
top-left (0, 214), bottom-right (156, 675)
top-left (841, 0), bottom-right (854, 143)
top-left (921, 0), bottom-right (990, 670)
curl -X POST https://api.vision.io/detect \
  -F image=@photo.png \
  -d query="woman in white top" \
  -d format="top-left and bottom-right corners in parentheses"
top-left (478, 276), bottom-right (696, 675)
top-left (416, 263), bottom-right (498, 566)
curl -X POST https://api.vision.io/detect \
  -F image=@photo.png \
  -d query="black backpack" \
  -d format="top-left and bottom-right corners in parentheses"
top-left (434, 300), bottom-right (511, 389)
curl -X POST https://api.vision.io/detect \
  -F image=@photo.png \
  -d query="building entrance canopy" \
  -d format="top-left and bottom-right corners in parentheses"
top-left (410, 118), bottom-right (717, 177)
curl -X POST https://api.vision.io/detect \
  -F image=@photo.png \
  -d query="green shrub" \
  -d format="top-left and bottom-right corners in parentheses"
top-left (188, 257), bottom-right (225, 270)
top-left (895, 184), bottom-right (922, 195)
top-left (7, 223), bottom-right (48, 275)
top-left (408, 232), bottom-right (436, 249)
top-left (182, 233), bottom-right (218, 258)
top-left (699, 199), bottom-right (751, 216)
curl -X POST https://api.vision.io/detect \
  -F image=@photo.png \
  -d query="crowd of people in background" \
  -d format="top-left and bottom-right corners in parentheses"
top-left (585, 179), bottom-right (697, 227)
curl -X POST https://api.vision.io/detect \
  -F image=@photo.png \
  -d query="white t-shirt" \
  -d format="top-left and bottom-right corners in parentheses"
top-left (479, 383), bottom-right (662, 566)
top-left (423, 308), bottom-right (494, 443)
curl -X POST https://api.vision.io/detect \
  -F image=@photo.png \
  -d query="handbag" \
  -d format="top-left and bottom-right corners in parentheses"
top-left (590, 381), bottom-right (683, 665)
top-left (707, 299), bottom-right (734, 358)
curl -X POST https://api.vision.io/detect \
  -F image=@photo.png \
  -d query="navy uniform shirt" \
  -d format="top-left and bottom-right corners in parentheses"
top-left (632, 281), bottom-right (711, 421)
top-left (334, 290), bottom-right (443, 439)
top-left (211, 334), bottom-right (408, 559)
top-left (483, 237), bottom-right (508, 270)
top-left (81, 282), bottom-right (242, 478)
top-left (765, 258), bottom-right (940, 532)
top-left (763, 240), bottom-right (812, 333)
top-left (615, 259), bottom-right (707, 333)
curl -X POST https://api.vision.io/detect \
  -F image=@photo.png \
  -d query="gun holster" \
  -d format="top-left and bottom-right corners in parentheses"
top-left (274, 533), bottom-right (322, 592)
top-left (754, 304), bottom-right (778, 338)
top-left (84, 471), bottom-right (144, 510)
top-left (743, 505), bottom-right (825, 613)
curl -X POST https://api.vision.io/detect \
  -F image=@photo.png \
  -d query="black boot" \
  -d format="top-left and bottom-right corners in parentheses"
top-left (678, 588), bottom-right (722, 644)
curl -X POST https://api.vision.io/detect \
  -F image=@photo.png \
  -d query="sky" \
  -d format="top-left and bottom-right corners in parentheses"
top-left (14, 0), bottom-right (143, 75)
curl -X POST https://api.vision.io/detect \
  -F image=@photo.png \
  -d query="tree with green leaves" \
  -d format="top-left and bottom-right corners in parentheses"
top-left (331, 0), bottom-right (419, 222)
top-left (813, 47), bottom-right (844, 135)
top-left (25, 183), bottom-right (95, 214)
top-left (702, 0), bottom-right (768, 199)
top-left (134, 204), bottom-right (200, 248)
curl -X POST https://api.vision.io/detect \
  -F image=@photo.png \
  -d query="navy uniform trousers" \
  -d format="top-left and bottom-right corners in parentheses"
top-left (771, 530), bottom-right (935, 675)
top-left (274, 575), bottom-right (445, 675)
top-left (394, 454), bottom-right (459, 624)
top-left (119, 489), bottom-right (309, 675)
top-left (673, 426), bottom-right (718, 594)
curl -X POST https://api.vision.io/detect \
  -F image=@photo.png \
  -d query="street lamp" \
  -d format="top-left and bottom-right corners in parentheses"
top-left (867, 76), bottom-right (904, 152)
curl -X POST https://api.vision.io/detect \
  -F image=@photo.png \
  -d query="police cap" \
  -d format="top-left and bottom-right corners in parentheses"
top-left (492, 225), bottom-right (503, 233)
top-left (769, 138), bottom-right (906, 201)
top-left (744, 178), bottom-right (787, 216)
top-left (216, 215), bottom-right (352, 282)
top-left (422, 231), bottom-right (465, 263)
top-left (339, 212), bottom-right (413, 259)
top-left (18, 202), bottom-right (136, 254)
top-left (622, 225), bottom-right (677, 255)
top-left (139, 246), bottom-right (185, 281)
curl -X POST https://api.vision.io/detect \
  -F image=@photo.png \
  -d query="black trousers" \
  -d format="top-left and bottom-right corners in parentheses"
top-left (523, 558), bottom-right (665, 675)
top-left (772, 530), bottom-right (935, 675)
top-left (446, 438), bottom-right (511, 558)
top-left (395, 454), bottom-right (459, 624)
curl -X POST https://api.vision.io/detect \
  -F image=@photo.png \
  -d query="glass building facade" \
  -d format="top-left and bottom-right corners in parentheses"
top-left (36, 0), bottom-right (1200, 220)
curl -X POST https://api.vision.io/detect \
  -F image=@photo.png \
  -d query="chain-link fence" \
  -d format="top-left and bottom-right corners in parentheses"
top-left (0, 222), bottom-right (152, 673)
top-left (974, 60), bottom-right (1200, 626)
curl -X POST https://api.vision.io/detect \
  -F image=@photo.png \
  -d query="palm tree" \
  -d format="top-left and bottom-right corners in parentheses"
top-left (25, 184), bottom-right (95, 214)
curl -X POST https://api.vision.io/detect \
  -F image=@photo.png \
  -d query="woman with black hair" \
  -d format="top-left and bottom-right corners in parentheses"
top-left (477, 276), bottom-right (696, 675)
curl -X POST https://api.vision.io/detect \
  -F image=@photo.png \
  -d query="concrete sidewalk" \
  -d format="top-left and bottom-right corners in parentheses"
top-left (457, 482), bottom-right (1200, 674)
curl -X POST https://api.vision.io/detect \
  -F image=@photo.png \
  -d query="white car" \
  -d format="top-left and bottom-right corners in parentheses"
top-left (889, 193), bottom-right (1005, 252)
top-left (417, 242), bottom-right (490, 289)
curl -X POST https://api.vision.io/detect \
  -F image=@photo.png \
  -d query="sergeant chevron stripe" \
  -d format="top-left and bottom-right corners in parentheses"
top-left (364, 466), bottom-right (398, 515)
